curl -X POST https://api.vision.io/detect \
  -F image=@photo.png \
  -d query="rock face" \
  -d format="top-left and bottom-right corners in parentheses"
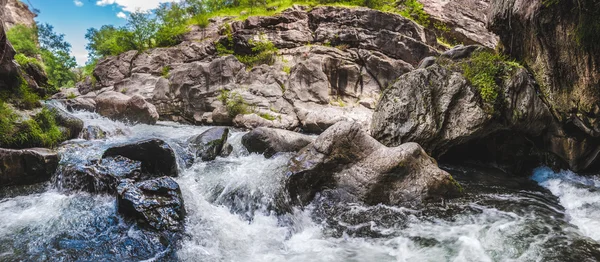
top-left (286, 122), bottom-right (462, 206)
top-left (102, 139), bottom-right (178, 177)
top-left (0, 0), bottom-right (36, 29)
top-left (0, 148), bottom-right (59, 186)
top-left (44, 103), bottom-right (84, 140)
top-left (187, 127), bottom-right (230, 161)
top-left (0, 19), bottom-right (19, 92)
top-left (242, 127), bottom-right (314, 158)
top-left (95, 91), bottom-right (159, 124)
top-left (417, 0), bottom-right (498, 48)
top-left (77, 6), bottom-right (438, 133)
top-left (488, 0), bottom-right (600, 171)
top-left (117, 177), bottom-right (186, 231)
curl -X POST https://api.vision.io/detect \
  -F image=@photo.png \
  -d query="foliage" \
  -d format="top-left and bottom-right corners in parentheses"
top-left (258, 112), bottom-right (276, 120)
top-left (460, 50), bottom-right (521, 111)
top-left (14, 53), bottom-right (42, 69)
top-left (218, 89), bottom-right (249, 117)
top-left (398, 0), bottom-right (429, 27)
top-left (6, 25), bottom-right (39, 57)
top-left (66, 92), bottom-right (77, 99)
top-left (155, 3), bottom-right (190, 47)
top-left (283, 65), bottom-right (291, 74)
top-left (41, 49), bottom-right (77, 89)
top-left (0, 103), bottom-right (64, 148)
top-left (161, 66), bottom-right (171, 78)
top-left (85, 25), bottom-right (136, 58)
top-left (236, 37), bottom-right (278, 67)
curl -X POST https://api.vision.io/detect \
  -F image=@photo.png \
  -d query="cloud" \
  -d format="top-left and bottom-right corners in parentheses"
top-left (116, 12), bottom-right (127, 19)
top-left (74, 0), bottom-right (83, 7)
top-left (96, 0), bottom-right (180, 12)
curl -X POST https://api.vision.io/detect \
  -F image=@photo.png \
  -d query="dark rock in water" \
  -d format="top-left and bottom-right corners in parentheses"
top-left (44, 103), bottom-right (84, 139)
top-left (0, 148), bottom-right (60, 187)
top-left (117, 177), bottom-right (186, 231)
top-left (220, 142), bottom-right (234, 157)
top-left (57, 156), bottom-right (143, 193)
top-left (242, 127), bottom-right (314, 158)
top-left (286, 121), bottom-right (462, 206)
top-left (103, 139), bottom-right (178, 177)
top-left (79, 125), bottom-right (107, 140)
top-left (188, 127), bottom-right (229, 161)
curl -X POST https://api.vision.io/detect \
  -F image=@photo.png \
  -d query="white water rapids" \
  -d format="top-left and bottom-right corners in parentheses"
top-left (1, 107), bottom-right (600, 261)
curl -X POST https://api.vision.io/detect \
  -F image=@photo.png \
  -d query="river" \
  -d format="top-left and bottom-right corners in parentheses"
top-left (1, 105), bottom-right (600, 261)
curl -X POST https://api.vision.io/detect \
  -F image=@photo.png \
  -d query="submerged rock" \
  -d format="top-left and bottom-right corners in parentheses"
top-left (79, 125), bottom-right (107, 140)
top-left (0, 148), bottom-right (59, 187)
top-left (102, 139), bottom-right (178, 177)
top-left (242, 127), bottom-right (314, 158)
top-left (286, 121), bottom-right (462, 206)
top-left (117, 177), bottom-right (186, 231)
top-left (188, 127), bottom-right (230, 161)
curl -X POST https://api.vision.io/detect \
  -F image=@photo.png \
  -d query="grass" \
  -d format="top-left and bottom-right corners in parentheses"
top-left (0, 102), bottom-right (65, 148)
top-left (14, 54), bottom-right (44, 71)
top-left (218, 89), bottom-right (250, 117)
top-left (161, 66), bottom-right (171, 78)
top-left (283, 65), bottom-right (291, 74)
top-left (259, 112), bottom-right (277, 120)
top-left (217, 33), bottom-right (279, 68)
top-left (66, 93), bottom-right (77, 99)
top-left (459, 50), bottom-right (522, 113)
top-left (397, 0), bottom-right (430, 27)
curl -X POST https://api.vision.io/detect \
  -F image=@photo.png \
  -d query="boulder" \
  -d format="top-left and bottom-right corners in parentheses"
top-left (286, 122), bottom-right (462, 206)
top-left (242, 127), bottom-right (314, 158)
top-left (44, 103), bottom-right (84, 139)
top-left (57, 156), bottom-right (142, 193)
top-left (95, 91), bottom-right (159, 124)
top-left (0, 148), bottom-right (59, 187)
top-left (102, 139), bottom-right (178, 177)
top-left (117, 177), bottom-right (186, 231)
top-left (188, 127), bottom-right (229, 161)
top-left (93, 50), bottom-right (138, 87)
top-left (79, 125), bottom-right (107, 140)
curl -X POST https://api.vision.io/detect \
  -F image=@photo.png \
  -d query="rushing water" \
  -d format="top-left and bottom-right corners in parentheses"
top-left (2, 106), bottom-right (600, 261)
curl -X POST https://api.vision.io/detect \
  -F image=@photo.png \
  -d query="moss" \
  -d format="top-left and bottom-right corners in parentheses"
top-left (283, 65), bottom-right (291, 74)
top-left (161, 66), bottom-right (171, 78)
top-left (14, 54), bottom-right (44, 70)
top-left (0, 103), bottom-right (65, 148)
top-left (66, 93), bottom-right (77, 99)
top-left (17, 77), bottom-right (41, 110)
top-left (448, 175), bottom-right (463, 193)
top-left (218, 89), bottom-right (249, 117)
top-left (459, 50), bottom-right (522, 114)
top-left (259, 112), bottom-right (277, 121)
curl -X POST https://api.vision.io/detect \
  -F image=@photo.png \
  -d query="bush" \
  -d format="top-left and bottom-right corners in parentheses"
top-left (14, 53), bottom-right (43, 70)
top-left (0, 103), bottom-right (64, 148)
top-left (161, 66), bottom-right (171, 78)
top-left (398, 0), bottom-right (430, 27)
top-left (236, 36), bottom-right (278, 67)
top-left (218, 89), bottom-right (249, 117)
top-left (6, 25), bottom-right (40, 57)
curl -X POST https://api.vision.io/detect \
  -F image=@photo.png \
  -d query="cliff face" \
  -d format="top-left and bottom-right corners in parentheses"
top-left (0, 0), bottom-right (37, 29)
top-left (0, 19), bottom-right (19, 90)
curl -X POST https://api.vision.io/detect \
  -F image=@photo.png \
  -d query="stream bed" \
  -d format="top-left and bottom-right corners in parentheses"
top-left (1, 107), bottom-right (600, 261)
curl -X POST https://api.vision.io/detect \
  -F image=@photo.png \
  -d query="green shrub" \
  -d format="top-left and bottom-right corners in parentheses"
top-left (17, 78), bottom-right (41, 110)
top-left (161, 66), bottom-right (171, 78)
top-left (460, 50), bottom-right (521, 111)
top-left (14, 53), bottom-right (44, 70)
top-left (258, 112), bottom-right (276, 120)
top-left (236, 36), bottom-right (278, 68)
top-left (218, 89), bottom-right (249, 117)
top-left (0, 103), bottom-right (64, 148)
top-left (6, 25), bottom-right (40, 57)
top-left (66, 93), bottom-right (77, 99)
top-left (398, 0), bottom-right (430, 27)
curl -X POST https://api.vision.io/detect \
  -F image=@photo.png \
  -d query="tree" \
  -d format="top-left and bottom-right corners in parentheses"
top-left (155, 3), bottom-right (190, 47)
top-left (85, 25), bottom-right (136, 58)
top-left (126, 11), bottom-right (158, 51)
top-left (37, 23), bottom-right (71, 53)
top-left (36, 23), bottom-right (78, 88)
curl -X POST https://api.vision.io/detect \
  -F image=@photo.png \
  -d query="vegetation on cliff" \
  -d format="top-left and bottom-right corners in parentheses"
top-left (0, 102), bottom-right (64, 148)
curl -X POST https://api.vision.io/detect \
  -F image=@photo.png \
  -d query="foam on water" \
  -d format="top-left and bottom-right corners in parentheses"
top-left (2, 105), bottom-right (600, 261)
top-left (533, 167), bottom-right (600, 241)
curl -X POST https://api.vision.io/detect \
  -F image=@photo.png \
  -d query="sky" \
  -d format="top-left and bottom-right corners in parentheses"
top-left (26, 0), bottom-right (180, 65)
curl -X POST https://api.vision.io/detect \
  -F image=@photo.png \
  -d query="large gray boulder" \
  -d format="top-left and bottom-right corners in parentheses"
top-left (95, 91), bottom-right (159, 124)
top-left (286, 122), bottom-right (462, 206)
top-left (242, 127), bottom-right (315, 158)
top-left (0, 148), bottom-right (59, 187)
top-left (93, 50), bottom-right (138, 87)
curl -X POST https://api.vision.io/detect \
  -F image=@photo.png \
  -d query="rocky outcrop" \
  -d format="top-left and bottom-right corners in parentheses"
top-left (242, 127), bottom-right (314, 158)
top-left (187, 127), bottom-right (230, 161)
top-left (487, 0), bottom-right (600, 171)
top-left (0, 148), bottom-right (59, 186)
top-left (0, 0), bottom-right (36, 29)
top-left (0, 19), bottom-right (19, 92)
top-left (44, 103), bottom-right (84, 139)
top-left (286, 121), bottom-right (462, 206)
top-left (79, 6), bottom-right (438, 133)
top-left (95, 91), bottom-right (159, 124)
top-left (102, 139), bottom-right (178, 177)
top-left (117, 177), bottom-right (186, 231)
top-left (417, 0), bottom-right (498, 48)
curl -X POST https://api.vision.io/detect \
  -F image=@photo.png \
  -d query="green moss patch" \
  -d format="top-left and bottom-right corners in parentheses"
top-left (0, 102), bottom-right (65, 148)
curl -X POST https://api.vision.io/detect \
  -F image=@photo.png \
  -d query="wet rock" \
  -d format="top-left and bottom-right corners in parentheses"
top-left (286, 121), bottom-right (462, 206)
top-left (188, 127), bottom-right (229, 161)
top-left (0, 148), bottom-right (59, 187)
top-left (62, 97), bottom-right (97, 112)
top-left (95, 91), bottom-right (159, 124)
top-left (242, 127), bottom-right (314, 158)
top-left (44, 103), bottom-right (84, 139)
top-left (57, 156), bottom-right (143, 193)
top-left (102, 139), bottom-right (178, 177)
top-left (117, 177), bottom-right (186, 231)
top-left (79, 125), bottom-right (107, 140)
